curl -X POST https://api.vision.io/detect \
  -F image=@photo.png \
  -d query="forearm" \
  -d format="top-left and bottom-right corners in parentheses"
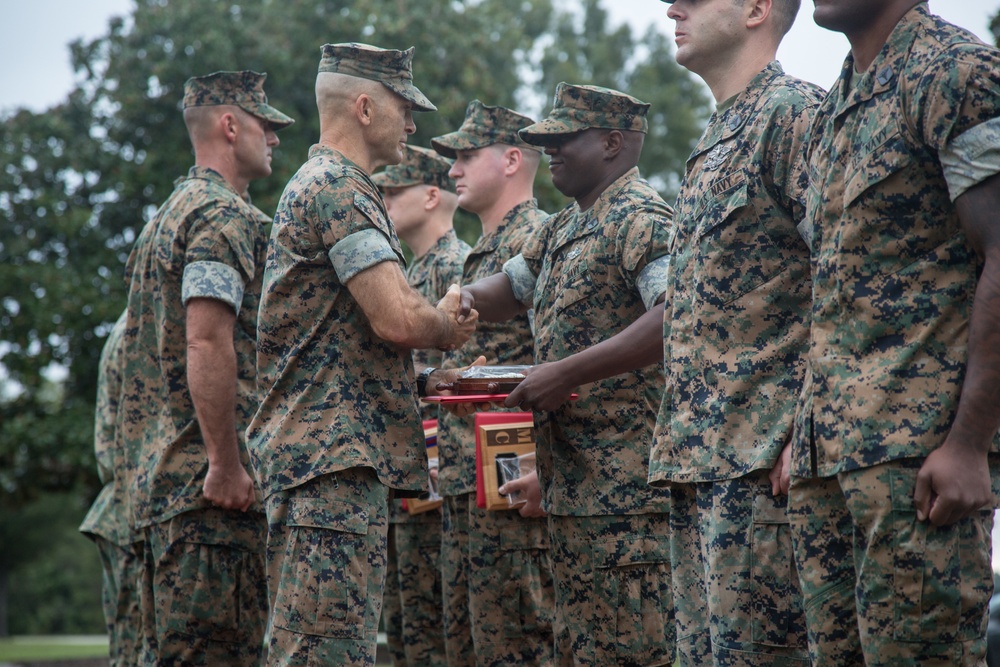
top-left (464, 273), bottom-right (526, 322)
top-left (392, 293), bottom-right (455, 349)
top-left (949, 256), bottom-right (1000, 451)
top-left (188, 340), bottom-right (240, 466)
top-left (554, 302), bottom-right (664, 387)
top-left (951, 172), bottom-right (1000, 452)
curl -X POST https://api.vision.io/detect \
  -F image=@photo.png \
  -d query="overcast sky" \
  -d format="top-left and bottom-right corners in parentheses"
top-left (0, 0), bottom-right (996, 114)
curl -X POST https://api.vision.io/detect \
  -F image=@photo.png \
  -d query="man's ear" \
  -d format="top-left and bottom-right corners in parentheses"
top-left (220, 112), bottom-right (239, 144)
top-left (746, 0), bottom-right (771, 30)
top-left (356, 93), bottom-right (375, 127)
top-left (604, 130), bottom-right (624, 159)
top-left (503, 146), bottom-right (523, 176)
top-left (425, 186), bottom-right (441, 211)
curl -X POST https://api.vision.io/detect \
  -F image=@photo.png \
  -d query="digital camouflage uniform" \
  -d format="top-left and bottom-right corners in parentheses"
top-left (505, 83), bottom-right (675, 667)
top-left (646, 62), bottom-right (822, 667)
top-left (430, 101), bottom-right (557, 667)
top-left (373, 146), bottom-right (469, 667)
top-left (248, 43), bottom-right (436, 667)
top-left (119, 70), bottom-right (293, 666)
top-left (79, 311), bottom-right (142, 667)
top-left (788, 5), bottom-right (1000, 664)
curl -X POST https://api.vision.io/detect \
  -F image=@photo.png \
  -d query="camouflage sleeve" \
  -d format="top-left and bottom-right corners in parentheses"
top-left (939, 116), bottom-right (1000, 201)
top-left (516, 208), bottom-right (553, 279)
top-left (329, 228), bottom-right (398, 283)
top-left (319, 186), bottom-right (400, 283)
top-left (770, 93), bottom-right (822, 227)
top-left (619, 199), bottom-right (673, 282)
top-left (911, 42), bottom-right (1000, 155)
top-left (636, 255), bottom-right (671, 310)
top-left (182, 261), bottom-right (245, 313)
top-left (502, 254), bottom-right (537, 308)
top-left (185, 199), bottom-right (259, 288)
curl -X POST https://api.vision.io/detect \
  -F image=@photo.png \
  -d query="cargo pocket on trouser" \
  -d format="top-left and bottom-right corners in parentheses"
top-left (272, 496), bottom-right (372, 639)
top-left (889, 467), bottom-right (992, 644)
top-left (751, 492), bottom-right (806, 648)
top-left (593, 534), bottom-right (675, 666)
top-left (159, 539), bottom-right (254, 644)
top-left (499, 520), bottom-right (552, 640)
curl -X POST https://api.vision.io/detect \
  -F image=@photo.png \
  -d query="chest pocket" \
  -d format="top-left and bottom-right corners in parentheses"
top-left (842, 121), bottom-right (914, 211)
top-left (549, 257), bottom-right (596, 316)
top-left (694, 179), bottom-right (786, 307)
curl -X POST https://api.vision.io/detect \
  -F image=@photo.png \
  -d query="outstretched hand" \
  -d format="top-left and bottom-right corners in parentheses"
top-left (438, 284), bottom-right (478, 350)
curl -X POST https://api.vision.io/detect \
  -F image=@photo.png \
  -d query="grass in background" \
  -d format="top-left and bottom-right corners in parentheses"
top-left (0, 636), bottom-right (109, 661)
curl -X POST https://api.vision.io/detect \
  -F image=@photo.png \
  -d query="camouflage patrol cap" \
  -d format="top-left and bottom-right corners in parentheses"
top-left (430, 100), bottom-right (540, 158)
top-left (318, 42), bottom-right (436, 112)
top-left (519, 82), bottom-right (649, 145)
top-left (182, 70), bottom-right (294, 128)
top-left (373, 145), bottom-right (456, 193)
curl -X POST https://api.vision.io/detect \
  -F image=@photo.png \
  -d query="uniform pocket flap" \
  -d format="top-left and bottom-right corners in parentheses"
top-left (286, 497), bottom-right (369, 535)
top-left (593, 535), bottom-right (669, 569)
top-left (752, 492), bottom-right (789, 525)
top-left (500, 523), bottom-right (550, 551)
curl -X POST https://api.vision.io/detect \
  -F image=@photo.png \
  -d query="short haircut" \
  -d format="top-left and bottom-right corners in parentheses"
top-left (770, 0), bottom-right (801, 38)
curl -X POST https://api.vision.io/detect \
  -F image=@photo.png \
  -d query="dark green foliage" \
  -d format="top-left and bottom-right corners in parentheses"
top-left (1, 493), bottom-right (104, 635)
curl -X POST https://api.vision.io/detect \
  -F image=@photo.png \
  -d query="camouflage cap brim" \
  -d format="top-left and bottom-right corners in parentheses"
top-left (431, 100), bottom-right (540, 157)
top-left (373, 144), bottom-right (455, 191)
top-left (521, 82), bottom-right (649, 144)
top-left (430, 130), bottom-right (495, 158)
top-left (246, 102), bottom-right (296, 129)
top-left (518, 117), bottom-right (591, 145)
top-left (382, 79), bottom-right (437, 113)
top-left (372, 170), bottom-right (422, 189)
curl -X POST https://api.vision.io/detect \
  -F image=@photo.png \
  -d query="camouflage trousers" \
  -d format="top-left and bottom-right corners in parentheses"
top-left (548, 512), bottom-right (675, 667)
top-left (265, 468), bottom-right (388, 667)
top-left (669, 471), bottom-right (808, 667)
top-left (87, 535), bottom-right (142, 666)
top-left (382, 502), bottom-right (446, 667)
top-left (441, 492), bottom-right (556, 667)
top-left (140, 507), bottom-right (268, 666)
top-left (788, 458), bottom-right (993, 666)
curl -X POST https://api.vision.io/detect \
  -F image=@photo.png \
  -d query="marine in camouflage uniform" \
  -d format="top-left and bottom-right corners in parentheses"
top-left (466, 83), bottom-right (676, 667)
top-left (373, 145), bottom-right (469, 667)
top-left (647, 2), bottom-right (821, 664)
top-left (788, 3), bottom-right (1000, 664)
top-left (79, 310), bottom-right (142, 667)
top-left (248, 43), bottom-right (474, 667)
top-left (118, 70), bottom-right (293, 666)
top-left (429, 101), bottom-right (557, 667)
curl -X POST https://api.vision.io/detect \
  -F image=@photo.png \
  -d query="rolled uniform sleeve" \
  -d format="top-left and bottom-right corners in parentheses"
top-left (635, 254), bottom-right (670, 311)
top-left (502, 253), bottom-right (538, 308)
top-left (330, 228), bottom-right (398, 283)
top-left (182, 261), bottom-right (246, 314)
top-left (940, 116), bottom-right (1000, 201)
